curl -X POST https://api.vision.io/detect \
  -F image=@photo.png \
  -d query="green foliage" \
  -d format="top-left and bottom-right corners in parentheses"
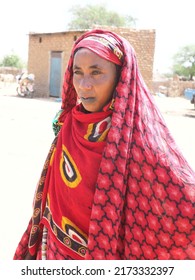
top-left (172, 45), bottom-right (195, 80)
top-left (68, 4), bottom-right (136, 30)
top-left (0, 53), bottom-right (25, 69)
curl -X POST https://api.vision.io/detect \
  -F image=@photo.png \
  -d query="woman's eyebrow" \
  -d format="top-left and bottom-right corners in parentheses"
top-left (73, 64), bottom-right (101, 70)
top-left (73, 65), bottom-right (80, 69)
top-left (89, 64), bottom-right (100, 69)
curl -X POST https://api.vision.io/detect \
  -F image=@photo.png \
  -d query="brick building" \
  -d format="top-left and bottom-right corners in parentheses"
top-left (28, 27), bottom-right (155, 98)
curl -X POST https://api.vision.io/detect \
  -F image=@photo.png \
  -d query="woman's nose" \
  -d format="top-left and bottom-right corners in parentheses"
top-left (79, 76), bottom-right (92, 90)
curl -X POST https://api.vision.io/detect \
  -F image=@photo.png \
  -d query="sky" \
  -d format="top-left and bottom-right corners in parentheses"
top-left (0, 0), bottom-right (194, 73)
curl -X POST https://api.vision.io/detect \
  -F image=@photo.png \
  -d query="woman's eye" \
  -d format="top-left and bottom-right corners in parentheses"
top-left (73, 70), bottom-right (82, 75)
top-left (92, 70), bottom-right (101, 75)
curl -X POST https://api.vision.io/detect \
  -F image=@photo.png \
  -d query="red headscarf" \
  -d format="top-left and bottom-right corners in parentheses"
top-left (74, 33), bottom-right (123, 65)
top-left (14, 29), bottom-right (195, 260)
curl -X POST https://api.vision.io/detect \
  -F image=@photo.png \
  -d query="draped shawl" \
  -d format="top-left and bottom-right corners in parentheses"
top-left (14, 29), bottom-right (195, 260)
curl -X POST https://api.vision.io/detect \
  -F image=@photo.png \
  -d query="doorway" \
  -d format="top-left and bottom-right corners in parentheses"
top-left (49, 51), bottom-right (62, 97)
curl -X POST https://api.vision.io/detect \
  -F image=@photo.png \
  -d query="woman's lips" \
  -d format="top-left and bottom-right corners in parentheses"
top-left (80, 96), bottom-right (95, 103)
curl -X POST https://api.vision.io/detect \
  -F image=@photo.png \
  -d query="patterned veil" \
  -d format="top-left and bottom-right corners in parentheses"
top-left (14, 29), bottom-right (195, 260)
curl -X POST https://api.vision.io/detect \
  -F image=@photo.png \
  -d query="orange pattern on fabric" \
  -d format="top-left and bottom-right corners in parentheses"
top-left (84, 116), bottom-right (111, 142)
top-left (60, 144), bottom-right (82, 188)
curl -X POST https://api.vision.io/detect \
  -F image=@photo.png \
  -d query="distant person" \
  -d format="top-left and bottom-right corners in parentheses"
top-left (14, 29), bottom-right (195, 260)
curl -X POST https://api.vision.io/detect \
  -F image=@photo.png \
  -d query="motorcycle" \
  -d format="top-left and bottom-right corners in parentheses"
top-left (16, 73), bottom-right (35, 98)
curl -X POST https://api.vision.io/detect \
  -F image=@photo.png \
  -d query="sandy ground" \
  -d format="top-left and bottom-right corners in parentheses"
top-left (0, 83), bottom-right (195, 260)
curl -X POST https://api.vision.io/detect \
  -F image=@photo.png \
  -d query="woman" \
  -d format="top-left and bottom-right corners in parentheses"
top-left (14, 29), bottom-right (195, 260)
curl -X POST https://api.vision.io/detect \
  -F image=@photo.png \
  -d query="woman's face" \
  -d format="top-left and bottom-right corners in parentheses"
top-left (73, 48), bottom-right (118, 112)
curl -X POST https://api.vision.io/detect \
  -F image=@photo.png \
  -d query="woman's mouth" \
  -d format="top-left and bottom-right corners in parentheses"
top-left (80, 96), bottom-right (95, 103)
